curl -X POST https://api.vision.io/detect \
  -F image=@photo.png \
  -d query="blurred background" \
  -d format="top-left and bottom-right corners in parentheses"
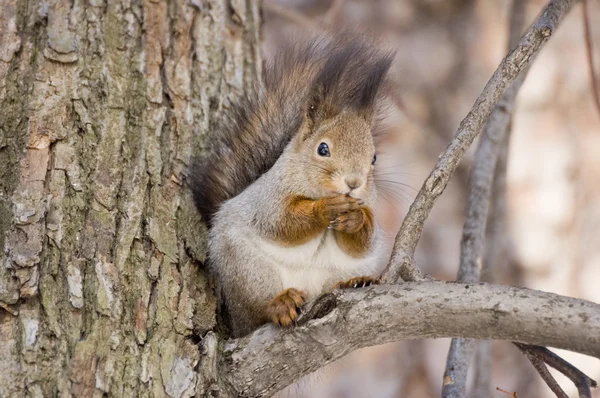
top-left (262, 0), bottom-right (600, 397)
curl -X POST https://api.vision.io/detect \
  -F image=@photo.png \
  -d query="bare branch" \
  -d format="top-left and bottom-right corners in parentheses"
top-left (471, 340), bottom-right (493, 398)
top-left (516, 345), bottom-right (570, 398)
top-left (218, 282), bottom-right (600, 398)
top-left (381, 0), bottom-right (579, 284)
top-left (442, 338), bottom-right (476, 397)
top-left (484, 0), bottom-right (528, 280)
top-left (582, 0), bottom-right (600, 120)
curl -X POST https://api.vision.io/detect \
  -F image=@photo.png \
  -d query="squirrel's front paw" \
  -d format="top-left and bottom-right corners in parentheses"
top-left (335, 276), bottom-right (379, 289)
top-left (266, 288), bottom-right (307, 327)
top-left (314, 195), bottom-right (362, 225)
top-left (330, 209), bottom-right (365, 234)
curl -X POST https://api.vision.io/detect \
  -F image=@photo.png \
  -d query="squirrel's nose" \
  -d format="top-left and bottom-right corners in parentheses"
top-left (345, 176), bottom-right (364, 190)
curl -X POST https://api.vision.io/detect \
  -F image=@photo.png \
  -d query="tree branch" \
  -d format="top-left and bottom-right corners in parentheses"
top-left (470, 340), bottom-right (493, 398)
top-left (381, 0), bottom-right (579, 284)
top-left (483, 0), bottom-right (529, 281)
top-left (217, 282), bottom-right (600, 398)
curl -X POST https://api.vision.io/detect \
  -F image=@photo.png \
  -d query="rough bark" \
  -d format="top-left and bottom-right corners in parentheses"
top-left (0, 0), bottom-right (261, 396)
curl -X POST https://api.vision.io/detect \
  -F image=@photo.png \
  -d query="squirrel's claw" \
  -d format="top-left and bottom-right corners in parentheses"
top-left (315, 194), bottom-right (363, 225)
top-left (330, 210), bottom-right (365, 234)
top-left (335, 276), bottom-right (379, 290)
top-left (266, 288), bottom-right (307, 327)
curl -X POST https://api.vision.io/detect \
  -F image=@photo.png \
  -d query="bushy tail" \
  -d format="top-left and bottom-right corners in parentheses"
top-left (190, 32), bottom-right (394, 225)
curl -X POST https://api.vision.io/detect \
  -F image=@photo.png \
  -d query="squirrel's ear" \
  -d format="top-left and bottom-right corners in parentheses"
top-left (301, 84), bottom-right (337, 139)
top-left (300, 46), bottom-right (354, 140)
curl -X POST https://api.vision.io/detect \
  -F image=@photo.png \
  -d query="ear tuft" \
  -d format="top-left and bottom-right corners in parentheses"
top-left (302, 33), bottom-right (396, 135)
top-left (355, 52), bottom-right (394, 119)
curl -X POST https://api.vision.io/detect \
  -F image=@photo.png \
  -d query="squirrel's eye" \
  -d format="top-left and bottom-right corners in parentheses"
top-left (317, 142), bottom-right (330, 157)
top-left (372, 154), bottom-right (377, 165)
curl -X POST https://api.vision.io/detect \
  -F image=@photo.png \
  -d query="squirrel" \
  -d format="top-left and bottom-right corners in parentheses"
top-left (191, 32), bottom-right (395, 337)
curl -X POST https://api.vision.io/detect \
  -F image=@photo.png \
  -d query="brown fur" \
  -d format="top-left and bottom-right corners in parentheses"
top-left (270, 196), bottom-right (329, 246)
top-left (271, 195), bottom-right (374, 258)
top-left (334, 206), bottom-right (375, 258)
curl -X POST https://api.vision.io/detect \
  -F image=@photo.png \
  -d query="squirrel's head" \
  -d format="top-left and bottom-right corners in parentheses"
top-left (291, 39), bottom-right (394, 200)
top-left (294, 111), bottom-right (376, 199)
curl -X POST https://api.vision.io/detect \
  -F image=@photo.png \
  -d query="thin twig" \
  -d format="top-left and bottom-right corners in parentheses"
top-left (496, 387), bottom-right (517, 397)
top-left (520, 344), bottom-right (597, 397)
top-left (582, 0), bottom-right (600, 120)
top-left (517, 345), bottom-right (570, 398)
top-left (545, 355), bottom-right (595, 398)
top-left (515, 344), bottom-right (598, 398)
top-left (380, 0), bottom-right (579, 284)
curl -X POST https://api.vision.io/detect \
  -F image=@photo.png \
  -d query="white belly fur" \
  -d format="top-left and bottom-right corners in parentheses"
top-left (254, 229), bottom-right (380, 297)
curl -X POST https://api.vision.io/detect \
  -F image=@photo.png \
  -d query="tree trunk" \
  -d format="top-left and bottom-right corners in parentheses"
top-left (0, 0), bottom-right (261, 396)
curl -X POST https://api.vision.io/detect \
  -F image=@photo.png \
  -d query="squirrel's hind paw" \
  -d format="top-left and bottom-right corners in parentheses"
top-left (335, 276), bottom-right (379, 289)
top-left (266, 288), bottom-right (307, 327)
